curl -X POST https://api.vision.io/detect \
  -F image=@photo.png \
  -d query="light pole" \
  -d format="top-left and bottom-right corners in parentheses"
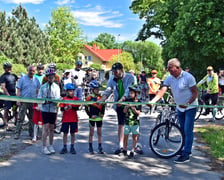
top-left (117, 34), bottom-right (120, 62)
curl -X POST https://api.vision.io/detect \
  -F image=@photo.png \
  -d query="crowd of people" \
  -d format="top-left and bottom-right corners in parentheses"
top-left (0, 59), bottom-right (223, 163)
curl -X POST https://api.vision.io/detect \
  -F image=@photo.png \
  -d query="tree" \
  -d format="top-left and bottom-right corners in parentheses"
top-left (45, 6), bottom-right (84, 64)
top-left (130, 0), bottom-right (224, 79)
top-left (0, 5), bottom-right (52, 66)
top-left (110, 51), bottom-right (137, 72)
top-left (94, 33), bottom-right (117, 49)
top-left (122, 40), bottom-right (164, 74)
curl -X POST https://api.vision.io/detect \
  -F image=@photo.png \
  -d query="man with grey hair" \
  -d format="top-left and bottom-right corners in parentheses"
top-left (149, 58), bottom-right (198, 163)
top-left (14, 65), bottom-right (41, 139)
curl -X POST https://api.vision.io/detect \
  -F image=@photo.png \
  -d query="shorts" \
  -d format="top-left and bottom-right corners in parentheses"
top-left (89, 120), bottom-right (102, 128)
top-left (4, 101), bottom-right (16, 110)
top-left (116, 106), bottom-right (125, 125)
top-left (61, 122), bottom-right (78, 134)
top-left (41, 112), bottom-right (57, 124)
top-left (124, 124), bottom-right (139, 135)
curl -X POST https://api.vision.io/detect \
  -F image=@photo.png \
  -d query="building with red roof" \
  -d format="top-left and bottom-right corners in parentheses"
top-left (77, 44), bottom-right (122, 70)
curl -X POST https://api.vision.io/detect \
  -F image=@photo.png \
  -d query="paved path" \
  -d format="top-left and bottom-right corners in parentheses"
top-left (0, 108), bottom-right (223, 180)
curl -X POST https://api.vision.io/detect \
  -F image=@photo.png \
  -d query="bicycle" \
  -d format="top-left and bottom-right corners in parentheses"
top-left (149, 107), bottom-right (183, 158)
top-left (195, 88), bottom-right (224, 121)
top-left (0, 105), bottom-right (29, 129)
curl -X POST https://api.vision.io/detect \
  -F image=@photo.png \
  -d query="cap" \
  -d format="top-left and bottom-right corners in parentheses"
top-left (151, 70), bottom-right (157, 74)
top-left (207, 66), bottom-right (213, 71)
top-left (111, 62), bottom-right (123, 72)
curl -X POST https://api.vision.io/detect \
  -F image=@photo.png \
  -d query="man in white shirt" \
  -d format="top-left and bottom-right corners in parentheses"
top-left (71, 61), bottom-right (86, 100)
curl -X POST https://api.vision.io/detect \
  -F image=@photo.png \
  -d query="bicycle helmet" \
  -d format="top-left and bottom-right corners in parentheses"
top-left (37, 64), bottom-right (44, 70)
top-left (64, 83), bottom-right (76, 90)
top-left (48, 63), bottom-right (56, 70)
top-left (89, 80), bottom-right (101, 89)
top-left (76, 61), bottom-right (82, 66)
top-left (129, 84), bottom-right (141, 93)
top-left (45, 68), bottom-right (56, 76)
top-left (3, 62), bottom-right (12, 69)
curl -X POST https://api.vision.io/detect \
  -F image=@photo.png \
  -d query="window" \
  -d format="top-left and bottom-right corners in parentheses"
top-left (88, 56), bottom-right (92, 61)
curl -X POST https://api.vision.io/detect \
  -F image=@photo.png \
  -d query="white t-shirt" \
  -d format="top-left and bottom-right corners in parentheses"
top-left (71, 69), bottom-right (86, 87)
top-left (164, 71), bottom-right (198, 112)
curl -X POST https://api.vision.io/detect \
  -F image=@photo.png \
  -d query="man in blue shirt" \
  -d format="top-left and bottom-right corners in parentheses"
top-left (14, 65), bottom-right (41, 139)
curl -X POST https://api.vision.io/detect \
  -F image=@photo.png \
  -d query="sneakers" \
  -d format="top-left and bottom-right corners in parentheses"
top-left (14, 134), bottom-right (20, 140)
top-left (60, 147), bottom-right (68, 154)
top-left (123, 149), bottom-right (127, 156)
top-left (114, 148), bottom-right (123, 155)
top-left (89, 146), bottom-right (94, 154)
top-left (42, 147), bottom-right (51, 155)
top-left (70, 147), bottom-right (76, 154)
top-left (32, 137), bottom-right (37, 143)
top-left (174, 155), bottom-right (190, 164)
top-left (48, 146), bottom-right (56, 154)
top-left (98, 147), bottom-right (104, 154)
top-left (176, 150), bottom-right (192, 157)
top-left (128, 151), bottom-right (134, 159)
top-left (135, 145), bottom-right (143, 154)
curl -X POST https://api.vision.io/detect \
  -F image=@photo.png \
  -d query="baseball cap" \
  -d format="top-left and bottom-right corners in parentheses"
top-left (111, 62), bottom-right (123, 71)
top-left (207, 66), bottom-right (213, 71)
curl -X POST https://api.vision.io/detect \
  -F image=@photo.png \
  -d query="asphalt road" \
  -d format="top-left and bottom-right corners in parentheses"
top-left (0, 107), bottom-right (223, 180)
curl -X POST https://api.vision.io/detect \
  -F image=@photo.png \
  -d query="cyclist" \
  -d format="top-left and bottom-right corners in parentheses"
top-left (0, 62), bottom-right (18, 131)
top-left (34, 64), bottom-right (45, 84)
top-left (42, 63), bottom-right (60, 85)
top-left (138, 71), bottom-right (148, 101)
top-left (218, 68), bottom-right (224, 95)
top-left (85, 80), bottom-right (105, 154)
top-left (148, 69), bottom-right (161, 100)
top-left (38, 67), bottom-right (60, 154)
top-left (123, 85), bottom-right (141, 158)
top-left (71, 61), bottom-right (86, 100)
top-left (197, 66), bottom-right (219, 117)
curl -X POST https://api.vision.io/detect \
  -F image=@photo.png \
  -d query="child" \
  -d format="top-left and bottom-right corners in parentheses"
top-left (85, 80), bottom-right (105, 154)
top-left (59, 83), bottom-right (80, 154)
top-left (123, 85), bottom-right (141, 158)
top-left (32, 103), bottom-right (43, 142)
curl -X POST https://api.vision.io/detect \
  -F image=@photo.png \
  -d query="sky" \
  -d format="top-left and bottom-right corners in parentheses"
top-left (0, 0), bottom-right (161, 45)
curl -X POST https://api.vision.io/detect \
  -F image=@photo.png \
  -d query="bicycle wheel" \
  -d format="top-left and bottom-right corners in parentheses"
top-left (149, 122), bottom-right (184, 158)
top-left (195, 100), bottom-right (203, 121)
top-left (214, 107), bottom-right (224, 120)
top-left (0, 112), bottom-right (5, 128)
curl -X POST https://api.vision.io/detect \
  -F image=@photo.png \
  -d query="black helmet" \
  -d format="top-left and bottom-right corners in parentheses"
top-left (76, 61), bottom-right (82, 66)
top-left (129, 84), bottom-right (141, 93)
top-left (3, 62), bottom-right (12, 69)
top-left (37, 64), bottom-right (44, 70)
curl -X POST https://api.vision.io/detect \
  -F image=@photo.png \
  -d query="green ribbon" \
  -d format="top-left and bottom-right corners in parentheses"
top-left (0, 95), bottom-right (224, 108)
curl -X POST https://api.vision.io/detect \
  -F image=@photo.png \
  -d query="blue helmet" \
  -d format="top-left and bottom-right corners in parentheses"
top-left (64, 83), bottom-right (76, 90)
top-left (89, 80), bottom-right (101, 89)
top-left (76, 61), bottom-right (82, 66)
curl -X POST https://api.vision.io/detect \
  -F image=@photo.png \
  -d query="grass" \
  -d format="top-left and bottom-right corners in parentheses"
top-left (195, 125), bottom-right (224, 162)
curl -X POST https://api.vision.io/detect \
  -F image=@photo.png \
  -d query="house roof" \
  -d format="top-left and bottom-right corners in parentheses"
top-left (84, 44), bottom-right (122, 62)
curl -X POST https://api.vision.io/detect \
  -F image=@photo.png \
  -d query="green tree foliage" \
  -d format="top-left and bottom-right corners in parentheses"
top-left (130, 0), bottom-right (224, 79)
top-left (94, 33), bottom-right (117, 49)
top-left (0, 5), bottom-right (52, 66)
top-left (110, 51), bottom-right (136, 72)
top-left (87, 41), bottom-right (105, 49)
top-left (45, 6), bottom-right (84, 65)
top-left (122, 40), bottom-right (164, 74)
